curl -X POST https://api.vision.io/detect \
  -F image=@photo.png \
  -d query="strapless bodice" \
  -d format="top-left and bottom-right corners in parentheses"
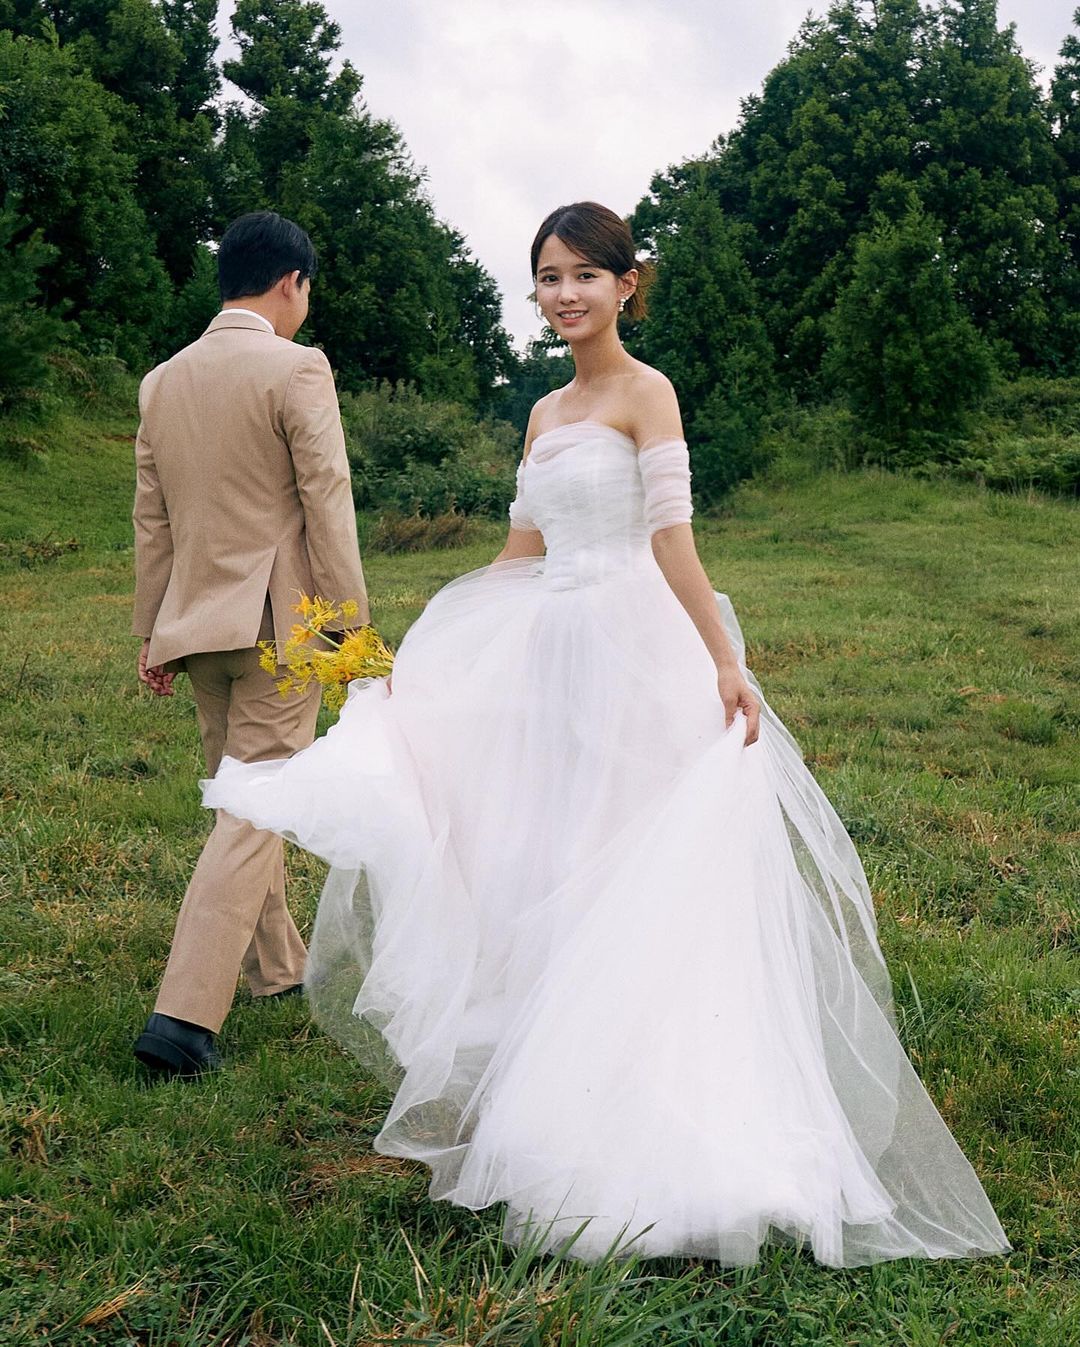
top-left (519, 422), bottom-right (654, 589)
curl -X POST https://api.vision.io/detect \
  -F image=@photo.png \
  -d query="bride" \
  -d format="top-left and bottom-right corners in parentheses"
top-left (204, 202), bottom-right (1010, 1267)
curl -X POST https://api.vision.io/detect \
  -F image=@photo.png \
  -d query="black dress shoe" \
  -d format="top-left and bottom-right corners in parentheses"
top-left (265, 983), bottom-right (304, 999)
top-left (134, 1013), bottom-right (221, 1078)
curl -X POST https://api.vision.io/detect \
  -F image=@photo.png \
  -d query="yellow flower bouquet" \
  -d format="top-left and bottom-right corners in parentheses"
top-left (258, 594), bottom-right (395, 713)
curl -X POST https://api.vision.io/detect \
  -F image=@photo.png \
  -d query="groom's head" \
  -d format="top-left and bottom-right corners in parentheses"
top-left (218, 212), bottom-right (318, 339)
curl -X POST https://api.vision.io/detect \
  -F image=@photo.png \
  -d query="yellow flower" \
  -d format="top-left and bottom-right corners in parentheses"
top-left (256, 598), bottom-right (394, 716)
top-left (310, 596), bottom-right (338, 631)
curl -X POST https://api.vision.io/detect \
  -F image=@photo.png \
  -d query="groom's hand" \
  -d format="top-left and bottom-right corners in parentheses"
top-left (138, 639), bottom-right (176, 696)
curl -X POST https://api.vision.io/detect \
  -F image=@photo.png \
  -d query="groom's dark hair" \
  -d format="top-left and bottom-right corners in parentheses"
top-left (218, 211), bottom-right (318, 300)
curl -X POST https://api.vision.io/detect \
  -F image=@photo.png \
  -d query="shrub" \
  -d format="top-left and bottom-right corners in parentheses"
top-left (757, 402), bottom-right (861, 485)
top-left (825, 204), bottom-right (994, 465)
top-left (368, 510), bottom-right (470, 553)
top-left (984, 378), bottom-right (1080, 437)
top-left (954, 377), bottom-right (1080, 495)
top-left (339, 382), bottom-right (518, 519)
top-left (0, 203), bottom-right (65, 432)
top-left (954, 435), bottom-right (1080, 496)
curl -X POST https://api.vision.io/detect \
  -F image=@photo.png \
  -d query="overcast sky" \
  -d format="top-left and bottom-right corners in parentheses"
top-left (216, 1), bottom-right (1073, 349)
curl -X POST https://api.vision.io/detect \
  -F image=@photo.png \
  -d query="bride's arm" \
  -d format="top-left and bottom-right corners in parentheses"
top-left (631, 375), bottom-right (760, 744)
top-left (493, 408), bottom-right (546, 563)
top-left (651, 524), bottom-right (759, 743)
top-left (493, 526), bottom-right (545, 562)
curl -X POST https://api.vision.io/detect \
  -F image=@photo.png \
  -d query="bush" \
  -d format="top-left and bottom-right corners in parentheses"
top-left (0, 203), bottom-right (65, 428)
top-left (340, 382), bottom-right (519, 519)
top-left (954, 434), bottom-right (1080, 496)
top-left (48, 350), bottom-right (136, 409)
top-left (953, 377), bottom-right (1080, 495)
top-left (368, 510), bottom-right (470, 553)
top-left (825, 204), bottom-right (994, 465)
top-left (0, 346), bottom-right (137, 466)
top-left (982, 378), bottom-right (1080, 438)
top-left (754, 403), bottom-right (861, 485)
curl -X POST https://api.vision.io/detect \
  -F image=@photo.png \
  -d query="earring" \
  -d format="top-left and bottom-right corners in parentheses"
top-left (618, 296), bottom-right (627, 313)
top-left (533, 300), bottom-right (543, 319)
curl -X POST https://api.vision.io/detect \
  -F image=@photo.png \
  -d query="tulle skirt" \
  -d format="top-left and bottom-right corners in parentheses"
top-left (204, 555), bottom-right (1010, 1266)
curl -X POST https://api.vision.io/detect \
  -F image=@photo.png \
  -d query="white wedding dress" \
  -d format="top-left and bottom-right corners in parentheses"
top-left (204, 422), bottom-right (1010, 1266)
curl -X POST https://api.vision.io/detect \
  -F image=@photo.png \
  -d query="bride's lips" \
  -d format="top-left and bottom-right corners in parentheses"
top-left (558, 310), bottom-right (587, 326)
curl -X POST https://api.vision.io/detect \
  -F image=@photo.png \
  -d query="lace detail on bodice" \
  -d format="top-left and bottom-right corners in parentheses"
top-left (509, 423), bottom-right (688, 590)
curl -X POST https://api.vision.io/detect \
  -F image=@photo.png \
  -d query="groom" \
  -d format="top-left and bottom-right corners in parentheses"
top-left (132, 211), bottom-right (368, 1078)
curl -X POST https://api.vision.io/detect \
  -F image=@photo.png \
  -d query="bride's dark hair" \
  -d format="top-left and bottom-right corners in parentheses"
top-left (531, 202), bottom-right (653, 321)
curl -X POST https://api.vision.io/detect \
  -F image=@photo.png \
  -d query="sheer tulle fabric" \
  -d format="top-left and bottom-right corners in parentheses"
top-left (204, 421), bottom-right (1009, 1266)
top-left (637, 437), bottom-right (693, 534)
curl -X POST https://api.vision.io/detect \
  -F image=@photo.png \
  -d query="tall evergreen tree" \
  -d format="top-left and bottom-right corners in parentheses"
top-left (35, 0), bottom-right (221, 288)
top-left (223, 0), bottom-right (359, 109)
top-left (825, 199), bottom-right (993, 457)
top-left (219, 0), bottom-right (512, 402)
top-left (920, 0), bottom-right (1062, 366)
top-left (638, 190), bottom-right (776, 500)
top-left (714, 0), bottom-right (931, 386)
top-left (0, 199), bottom-right (65, 409)
top-left (223, 0), bottom-right (360, 198)
top-left (0, 30), bottom-right (171, 363)
top-left (633, 0), bottom-right (1064, 392)
top-left (1050, 8), bottom-right (1080, 370)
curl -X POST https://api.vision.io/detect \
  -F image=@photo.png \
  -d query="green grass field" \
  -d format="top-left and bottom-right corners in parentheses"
top-left (1, 414), bottom-right (1077, 1346)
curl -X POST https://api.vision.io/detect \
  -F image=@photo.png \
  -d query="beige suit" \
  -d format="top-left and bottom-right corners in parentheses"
top-left (133, 311), bottom-right (367, 1030)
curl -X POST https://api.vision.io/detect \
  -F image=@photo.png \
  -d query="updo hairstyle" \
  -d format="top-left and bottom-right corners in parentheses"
top-left (531, 202), bottom-right (653, 322)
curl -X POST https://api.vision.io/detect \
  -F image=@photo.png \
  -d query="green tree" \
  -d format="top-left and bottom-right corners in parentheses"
top-left (1049, 8), bottom-right (1080, 371)
top-left (638, 189), bottom-right (776, 500)
top-left (223, 0), bottom-right (360, 198)
top-left (38, 0), bottom-right (221, 288)
top-left (223, 0), bottom-right (359, 109)
top-left (0, 199), bottom-right (65, 409)
top-left (919, 0), bottom-right (1062, 367)
top-left (825, 202), bottom-right (993, 458)
top-left (713, 0), bottom-right (931, 387)
top-left (0, 30), bottom-right (170, 364)
top-left (633, 1), bottom-right (1063, 389)
top-left (492, 341), bottom-right (574, 434)
top-left (219, 0), bottom-right (512, 403)
top-left (0, 1), bottom-right (48, 35)
top-left (163, 242), bottom-right (220, 351)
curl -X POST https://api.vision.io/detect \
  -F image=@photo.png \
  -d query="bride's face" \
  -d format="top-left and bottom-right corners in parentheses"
top-left (534, 235), bottom-right (632, 342)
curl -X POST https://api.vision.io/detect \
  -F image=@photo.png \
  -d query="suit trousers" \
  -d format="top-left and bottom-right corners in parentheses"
top-left (154, 646), bottom-right (321, 1032)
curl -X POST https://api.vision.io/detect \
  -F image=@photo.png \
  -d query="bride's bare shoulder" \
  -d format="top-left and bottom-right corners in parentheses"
top-left (523, 388), bottom-right (567, 454)
top-left (624, 361), bottom-right (683, 445)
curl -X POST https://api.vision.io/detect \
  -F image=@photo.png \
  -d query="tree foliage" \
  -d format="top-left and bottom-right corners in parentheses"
top-left (1, 0), bottom-right (1078, 486)
top-left (825, 200), bottom-right (993, 457)
top-left (627, 0), bottom-right (1079, 486)
top-left (0, 30), bottom-right (171, 364)
top-left (1050, 9), bottom-right (1080, 368)
top-left (636, 189), bottom-right (776, 501)
top-left (0, 199), bottom-right (65, 408)
top-left (0, 0), bottom-right (512, 405)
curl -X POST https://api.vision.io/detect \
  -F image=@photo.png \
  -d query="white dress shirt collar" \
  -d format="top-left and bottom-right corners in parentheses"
top-left (220, 307), bottom-right (275, 334)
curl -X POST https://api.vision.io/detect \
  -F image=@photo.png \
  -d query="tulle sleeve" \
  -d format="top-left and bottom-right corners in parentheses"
top-left (638, 438), bottom-right (693, 536)
top-left (508, 461), bottom-right (538, 532)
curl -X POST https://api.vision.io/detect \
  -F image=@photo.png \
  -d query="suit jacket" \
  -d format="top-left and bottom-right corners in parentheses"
top-left (132, 311), bottom-right (367, 669)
